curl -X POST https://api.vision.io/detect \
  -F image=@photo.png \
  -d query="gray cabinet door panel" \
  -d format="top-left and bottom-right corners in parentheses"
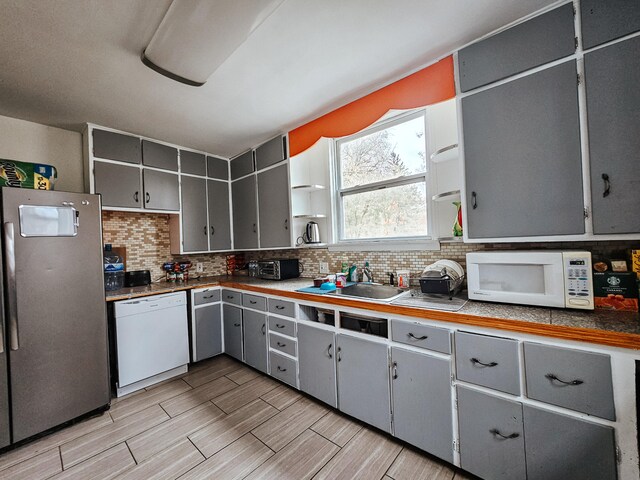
top-left (457, 386), bottom-right (526, 480)
top-left (142, 140), bottom-right (178, 171)
top-left (92, 129), bottom-right (141, 164)
top-left (194, 304), bottom-right (222, 362)
top-left (258, 164), bottom-right (291, 248)
top-left (455, 332), bottom-right (520, 395)
top-left (181, 151), bottom-right (206, 176)
top-left (458, 4), bottom-right (575, 92)
top-left (523, 405), bottom-right (617, 480)
top-left (523, 343), bottom-right (615, 420)
top-left (390, 320), bottom-right (451, 354)
top-left (207, 156), bottom-right (229, 180)
top-left (255, 135), bottom-right (287, 170)
top-left (337, 334), bottom-right (390, 433)
top-left (243, 310), bottom-right (267, 374)
top-left (391, 347), bottom-right (453, 463)
top-left (207, 180), bottom-right (232, 250)
top-left (93, 161), bottom-right (141, 208)
top-left (581, 0), bottom-right (640, 49)
top-left (231, 175), bottom-right (258, 249)
top-left (230, 151), bottom-right (254, 180)
top-left (181, 176), bottom-right (209, 252)
top-left (585, 37), bottom-right (640, 234)
top-left (462, 61), bottom-right (584, 238)
top-left (298, 323), bottom-right (336, 407)
top-left (143, 170), bottom-right (179, 211)
top-left (222, 304), bottom-right (243, 361)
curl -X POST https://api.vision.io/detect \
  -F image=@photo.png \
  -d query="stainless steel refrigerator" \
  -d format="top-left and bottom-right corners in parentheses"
top-left (0, 187), bottom-right (110, 448)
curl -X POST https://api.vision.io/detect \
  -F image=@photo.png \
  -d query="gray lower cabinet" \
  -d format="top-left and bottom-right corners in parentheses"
top-left (257, 163), bottom-right (291, 248)
top-left (207, 179), bottom-right (231, 250)
top-left (231, 175), bottom-right (258, 249)
top-left (336, 334), bottom-right (390, 433)
top-left (181, 176), bottom-right (209, 252)
top-left (142, 169), bottom-right (179, 211)
top-left (298, 323), bottom-right (336, 408)
top-left (93, 161), bottom-right (141, 208)
top-left (243, 310), bottom-right (267, 374)
top-left (457, 386), bottom-right (526, 480)
top-left (193, 304), bottom-right (222, 362)
top-left (391, 347), bottom-right (453, 463)
top-left (222, 304), bottom-right (243, 361)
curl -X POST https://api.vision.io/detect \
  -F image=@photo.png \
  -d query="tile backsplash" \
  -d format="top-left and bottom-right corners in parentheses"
top-left (102, 211), bottom-right (639, 284)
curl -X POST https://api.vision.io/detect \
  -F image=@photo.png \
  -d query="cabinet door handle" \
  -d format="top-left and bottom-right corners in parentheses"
top-left (327, 344), bottom-right (333, 358)
top-left (490, 428), bottom-right (520, 440)
top-left (134, 191), bottom-right (139, 203)
top-left (471, 357), bottom-right (498, 367)
top-left (471, 191), bottom-right (478, 209)
top-left (253, 223), bottom-right (257, 233)
top-left (261, 324), bottom-right (266, 335)
top-left (234, 323), bottom-right (240, 327)
top-left (211, 226), bottom-right (215, 235)
top-left (408, 332), bottom-right (428, 341)
top-left (337, 346), bottom-right (342, 362)
top-left (203, 226), bottom-right (207, 235)
top-left (602, 173), bottom-right (611, 197)
top-left (545, 373), bottom-right (584, 386)
top-left (284, 219), bottom-right (288, 230)
top-left (277, 366), bottom-right (287, 372)
top-left (277, 341), bottom-right (286, 347)
top-left (392, 361), bottom-right (398, 379)
top-left (145, 192), bottom-right (150, 204)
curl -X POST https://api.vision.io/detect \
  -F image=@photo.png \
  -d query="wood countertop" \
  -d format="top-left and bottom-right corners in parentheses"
top-left (105, 276), bottom-right (640, 350)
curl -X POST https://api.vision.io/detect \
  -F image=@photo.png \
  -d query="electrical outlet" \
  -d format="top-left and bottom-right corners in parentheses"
top-left (196, 262), bottom-right (204, 273)
top-left (319, 262), bottom-right (329, 274)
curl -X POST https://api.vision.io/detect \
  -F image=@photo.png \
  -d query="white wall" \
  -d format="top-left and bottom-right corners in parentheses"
top-left (0, 115), bottom-right (83, 192)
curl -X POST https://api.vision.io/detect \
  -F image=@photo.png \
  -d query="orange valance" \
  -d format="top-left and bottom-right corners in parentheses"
top-left (288, 55), bottom-right (455, 157)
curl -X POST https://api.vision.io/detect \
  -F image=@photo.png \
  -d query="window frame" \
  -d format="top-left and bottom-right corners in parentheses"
top-left (333, 109), bottom-right (434, 246)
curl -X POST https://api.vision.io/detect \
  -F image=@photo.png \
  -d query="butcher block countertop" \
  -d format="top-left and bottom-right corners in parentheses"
top-left (106, 275), bottom-right (640, 350)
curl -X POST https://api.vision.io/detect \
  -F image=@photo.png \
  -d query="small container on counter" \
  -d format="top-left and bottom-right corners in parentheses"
top-left (397, 270), bottom-right (410, 288)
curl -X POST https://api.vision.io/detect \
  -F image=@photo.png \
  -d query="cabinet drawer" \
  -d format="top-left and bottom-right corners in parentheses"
top-left (523, 343), bottom-right (615, 420)
top-left (193, 288), bottom-right (220, 306)
top-left (268, 298), bottom-right (295, 318)
top-left (243, 294), bottom-right (267, 311)
top-left (390, 320), bottom-right (451, 354)
top-left (230, 150), bottom-right (254, 180)
top-left (181, 151), bottom-right (206, 176)
top-left (221, 289), bottom-right (242, 305)
top-left (269, 351), bottom-right (297, 387)
top-left (269, 333), bottom-right (297, 357)
top-left (268, 316), bottom-right (296, 337)
top-left (455, 332), bottom-right (520, 395)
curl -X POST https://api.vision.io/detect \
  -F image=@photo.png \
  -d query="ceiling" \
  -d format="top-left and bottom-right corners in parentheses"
top-left (0, 0), bottom-right (557, 158)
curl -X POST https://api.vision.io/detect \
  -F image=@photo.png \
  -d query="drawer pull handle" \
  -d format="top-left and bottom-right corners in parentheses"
top-left (234, 323), bottom-right (240, 327)
top-left (277, 366), bottom-right (287, 372)
top-left (276, 324), bottom-right (285, 329)
top-left (327, 344), bottom-right (333, 358)
top-left (471, 357), bottom-right (498, 367)
top-left (545, 373), bottom-right (584, 386)
top-left (392, 361), bottom-right (398, 379)
top-left (249, 300), bottom-right (257, 304)
top-left (490, 428), bottom-right (519, 440)
top-left (408, 333), bottom-right (428, 341)
top-left (203, 295), bottom-right (215, 299)
top-left (226, 295), bottom-right (234, 299)
top-left (275, 305), bottom-right (286, 310)
top-left (277, 342), bottom-right (286, 347)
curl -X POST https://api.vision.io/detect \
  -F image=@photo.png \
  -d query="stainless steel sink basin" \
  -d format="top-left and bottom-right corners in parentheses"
top-left (329, 283), bottom-right (406, 301)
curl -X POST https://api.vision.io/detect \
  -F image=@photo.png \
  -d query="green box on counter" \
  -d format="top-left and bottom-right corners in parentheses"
top-left (593, 271), bottom-right (639, 311)
top-left (0, 159), bottom-right (57, 190)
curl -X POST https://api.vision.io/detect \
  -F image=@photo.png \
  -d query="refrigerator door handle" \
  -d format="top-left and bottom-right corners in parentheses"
top-left (4, 222), bottom-right (19, 351)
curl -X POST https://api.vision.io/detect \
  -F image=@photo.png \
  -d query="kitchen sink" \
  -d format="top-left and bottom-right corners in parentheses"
top-left (328, 283), bottom-right (406, 301)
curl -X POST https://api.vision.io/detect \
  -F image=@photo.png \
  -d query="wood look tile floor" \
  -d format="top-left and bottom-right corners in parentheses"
top-left (0, 356), bottom-right (477, 480)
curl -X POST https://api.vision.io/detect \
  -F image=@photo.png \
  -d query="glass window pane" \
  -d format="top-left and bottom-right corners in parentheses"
top-left (339, 115), bottom-right (426, 188)
top-left (342, 182), bottom-right (427, 239)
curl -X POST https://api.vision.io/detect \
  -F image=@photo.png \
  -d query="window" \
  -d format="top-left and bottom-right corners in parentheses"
top-left (335, 111), bottom-right (429, 243)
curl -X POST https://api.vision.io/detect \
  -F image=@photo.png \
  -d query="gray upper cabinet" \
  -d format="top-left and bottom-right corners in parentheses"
top-left (222, 304), bottom-right (243, 361)
top-left (458, 4), bottom-right (575, 92)
top-left (181, 176), bottom-right (209, 252)
top-left (243, 310), bottom-right (268, 374)
top-left (585, 36), bottom-right (640, 234)
top-left (231, 175), bottom-right (259, 250)
top-left (207, 180), bottom-right (232, 250)
top-left (391, 347), bottom-right (453, 463)
top-left (207, 156), bottom-right (229, 180)
top-left (298, 323), bottom-right (336, 408)
top-left (257, 163), bottom-right (291, 248)
top-left (255, 135), bottom-right (287, 171)
top-left (141, 140), bottom-right (178, 171)
top-left (142, 169), bottom-right (179, 211)
top-left (523, 405), bottom-right (617, 480)
top-left (194, 304), bottom-right (222, 362)
top-left (181, 151), bottom-right (206, 176)
top-left (581, 0), bottom-right (640, 49)
top-left (92, 129), bottom-right (141, 164)
top-left (93, 161), bottom-right (141, 208)
top-left (230, 151), bottom-right (254, 180)
top-left (336, 334), bottom-right (390, 433)
top-left (462, 61), bottom-right (584, 238)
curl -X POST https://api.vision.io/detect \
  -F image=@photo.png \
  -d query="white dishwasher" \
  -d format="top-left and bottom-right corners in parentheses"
top-left (114, 291), bottom-right (189, 397)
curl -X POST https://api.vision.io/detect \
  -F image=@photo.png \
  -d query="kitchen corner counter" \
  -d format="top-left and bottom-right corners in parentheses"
top-left (106, 276), bottom-right (640, 350)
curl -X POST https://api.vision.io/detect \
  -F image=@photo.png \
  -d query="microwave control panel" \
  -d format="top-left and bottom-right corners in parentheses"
top-left (562, 252), bottom-right (594, 309)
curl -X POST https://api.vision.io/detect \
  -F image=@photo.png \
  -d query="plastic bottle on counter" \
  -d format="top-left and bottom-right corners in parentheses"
top-left (103, 244), bottom-right (124, 291)
top-left (363, 261), bottom-right (373, 283)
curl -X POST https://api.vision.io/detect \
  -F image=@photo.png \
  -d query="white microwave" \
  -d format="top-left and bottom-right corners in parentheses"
top-left (466, 251), bottom-right (594, 310)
